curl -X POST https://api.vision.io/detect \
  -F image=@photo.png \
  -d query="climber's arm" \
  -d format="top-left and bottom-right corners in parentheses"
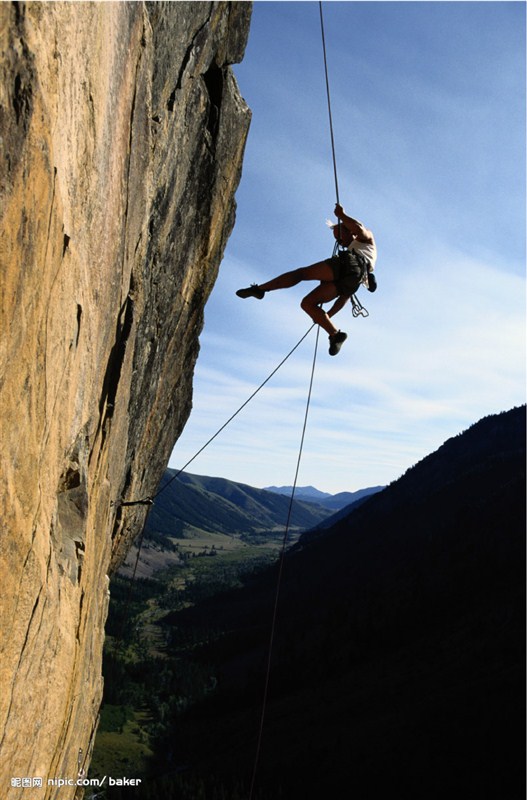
top-left (335, 203), bottom-right (375, 244)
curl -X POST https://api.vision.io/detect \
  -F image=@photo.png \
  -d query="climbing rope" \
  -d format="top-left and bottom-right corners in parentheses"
top-left (153, 325), bottom-right (316, 501)
top-left (120, 323), bottom-right (316, 510)
top-left (116, 325), bottom-right (317, 641)
top-left (117, 14), bottom-right (365, 789)
top-left (319, 1), bottom-right (340, 207)
top-left (249, 325), bottom-right (320, 800)
top-left (249, 11), bottom-right (365, 787)
top-left (321, 0), bottom-right (369, 322)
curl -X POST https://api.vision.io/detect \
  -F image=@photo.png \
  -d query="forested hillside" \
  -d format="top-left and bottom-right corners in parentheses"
top-left (146, 470), bottom-right (330, 539)
top-left (93, 407), bottom-right (525, 800)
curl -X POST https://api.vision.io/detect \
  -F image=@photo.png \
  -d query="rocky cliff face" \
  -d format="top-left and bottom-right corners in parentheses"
top-left (0, 2), bottom-right (251, 795)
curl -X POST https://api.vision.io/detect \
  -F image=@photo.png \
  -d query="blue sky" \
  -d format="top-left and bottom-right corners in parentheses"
top-left (169, 1), bottom-right (526, 494)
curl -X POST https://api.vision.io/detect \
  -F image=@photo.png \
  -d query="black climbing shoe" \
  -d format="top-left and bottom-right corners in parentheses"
top-left (236, 284), bottom-right (265, 299)
top-left (367, 272), bottom-right (377, 292)
top-left (329, 330), bottom-right (347, 356)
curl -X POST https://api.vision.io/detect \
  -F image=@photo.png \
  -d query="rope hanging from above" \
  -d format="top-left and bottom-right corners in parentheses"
top-left (319, 0), bottom-right (340, 207)
top-left (321, 3), bottom-right (370, 319)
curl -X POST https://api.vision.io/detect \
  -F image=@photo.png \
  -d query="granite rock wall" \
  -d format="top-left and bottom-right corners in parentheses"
top-left (0, 2), bottom-right (251, 795)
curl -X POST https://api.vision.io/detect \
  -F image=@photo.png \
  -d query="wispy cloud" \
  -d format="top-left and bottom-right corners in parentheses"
top-left (169, 2), bottom-right (525, 494)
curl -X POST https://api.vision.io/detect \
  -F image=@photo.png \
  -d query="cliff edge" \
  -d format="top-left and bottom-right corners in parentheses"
top-left (0, 2), bottom-right (251, 795)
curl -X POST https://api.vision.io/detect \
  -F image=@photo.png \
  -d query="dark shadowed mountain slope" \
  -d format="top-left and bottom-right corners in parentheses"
top-left (145, 470), bottom-right (330, 540)
top-left (155, 406), bottom-right (525, 800)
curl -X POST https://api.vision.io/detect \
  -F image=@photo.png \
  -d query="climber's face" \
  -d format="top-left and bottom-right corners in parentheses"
top-left (333, 224), bottom-right (353, 247)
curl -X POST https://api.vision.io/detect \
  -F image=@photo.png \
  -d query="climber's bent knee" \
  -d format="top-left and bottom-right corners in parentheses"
top-left (300, 295), bottom-right (313, 312)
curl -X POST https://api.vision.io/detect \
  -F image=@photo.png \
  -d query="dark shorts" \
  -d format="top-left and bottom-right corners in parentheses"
top-left (327, 251), bottom-right (363, 296)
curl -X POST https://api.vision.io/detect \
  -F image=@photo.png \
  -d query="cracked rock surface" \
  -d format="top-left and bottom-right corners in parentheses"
top-left (0, 2), bottom-right (251, 795)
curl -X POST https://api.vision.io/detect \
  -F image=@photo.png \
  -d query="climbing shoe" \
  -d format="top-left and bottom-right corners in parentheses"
top-left (236, 284), bottom-right (265, 299)
top-left (367, 272), bottom-right (377, 292)
top-left (328, 330), bottom-right (347, 356)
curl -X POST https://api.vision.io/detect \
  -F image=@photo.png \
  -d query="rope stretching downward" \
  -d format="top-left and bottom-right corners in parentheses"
top-left (249, 325), bottom-right (321, 799)
top-left (119, 325), bottom-right (317, 637)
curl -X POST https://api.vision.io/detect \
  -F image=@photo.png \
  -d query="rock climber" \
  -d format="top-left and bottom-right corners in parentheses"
top-left (236, 204), bottom-right (377, 355)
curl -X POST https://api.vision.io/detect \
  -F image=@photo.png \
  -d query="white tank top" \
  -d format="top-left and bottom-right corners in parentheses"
top-left (348, 239), bottom-right (377, 271)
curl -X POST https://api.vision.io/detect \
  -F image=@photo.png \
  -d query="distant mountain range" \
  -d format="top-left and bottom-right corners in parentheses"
top-left (265, 484), bottom-right (332, 499)
top-left (158, 406), bottom-right (526, 799)
top-left (145, 471), bottom-right (383, 544)
top-left (145, 470), bottom-right (332, 541)
top-left (264, 484), bottom-right (384, 510)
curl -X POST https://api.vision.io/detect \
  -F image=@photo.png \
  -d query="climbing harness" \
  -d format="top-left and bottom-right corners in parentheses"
top-left (330, 229), bottom-right (370, 317)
